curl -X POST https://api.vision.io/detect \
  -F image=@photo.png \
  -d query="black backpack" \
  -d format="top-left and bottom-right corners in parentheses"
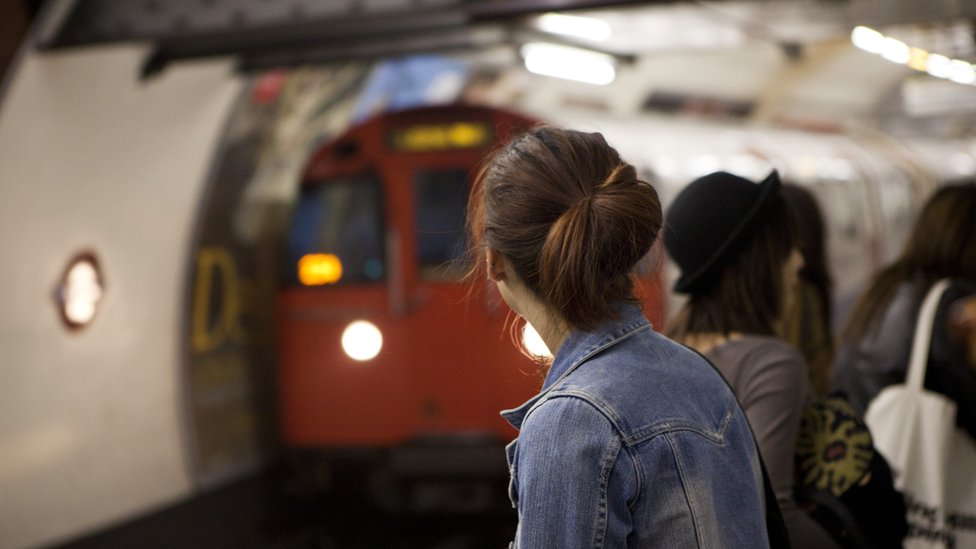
top-left (794, 394), bottom-right (908, 548)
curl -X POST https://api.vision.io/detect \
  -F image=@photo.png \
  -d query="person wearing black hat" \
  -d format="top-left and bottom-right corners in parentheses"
top-left (664, 170), bottom-right (840, 549)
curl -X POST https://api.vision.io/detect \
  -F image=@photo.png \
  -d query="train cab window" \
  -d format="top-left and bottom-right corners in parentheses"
top-left (285, 175), bottom-right (385, 286)
top-left (413, 169), bottom-right (470, 280)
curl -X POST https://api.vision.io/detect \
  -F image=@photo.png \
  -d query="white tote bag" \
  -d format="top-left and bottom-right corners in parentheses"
top-left (865, 279), bottom-right (976, 549)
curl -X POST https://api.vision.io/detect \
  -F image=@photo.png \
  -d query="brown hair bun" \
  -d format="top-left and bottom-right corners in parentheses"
top-left (469, 126), bottom-right (662, 331)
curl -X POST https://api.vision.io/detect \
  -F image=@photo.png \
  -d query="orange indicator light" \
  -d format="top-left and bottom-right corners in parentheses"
top-left (299, 253), bottom-right (343, 286)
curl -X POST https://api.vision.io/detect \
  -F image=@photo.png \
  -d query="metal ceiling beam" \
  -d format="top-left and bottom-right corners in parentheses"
top-left (467, 0), bottom-right (674, 20)
top-left (36, 0), bottom-right (672, 75)
top-left (234, 25), bottom-right (508, 73)
top-left (137, 7), bottom-right (474, 73)
top-left (42, 1), bottom-right (469, 49)
top-left (36, 0), bottom-right (976, 77)
top-left (40, 0), bottom-right (669, 49)
top-left (847, 0), bottom-right (976, 28)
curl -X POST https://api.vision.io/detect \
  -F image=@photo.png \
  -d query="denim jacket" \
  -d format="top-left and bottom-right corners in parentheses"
top-left (502, 305), bottom-right (770, 548)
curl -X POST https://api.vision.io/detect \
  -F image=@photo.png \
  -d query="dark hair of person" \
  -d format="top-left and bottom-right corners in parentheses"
top-left (781, 183), bottom-right (833, 321)
top-left (668, 196), bottom-right (797, 340)
top-left (780, 183), bottom-right (834, 395)
top-left (842, 182), bottom-right (976, 343)
top-left (467, 126), bottom-right (663, 332)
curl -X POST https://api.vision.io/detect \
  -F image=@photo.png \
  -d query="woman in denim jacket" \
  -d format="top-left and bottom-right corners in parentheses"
top-left (467, 127), bottom-right (779, 548)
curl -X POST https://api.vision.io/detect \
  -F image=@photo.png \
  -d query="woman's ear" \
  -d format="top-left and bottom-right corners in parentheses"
top-left (486, 248), bottom-right (508, 282)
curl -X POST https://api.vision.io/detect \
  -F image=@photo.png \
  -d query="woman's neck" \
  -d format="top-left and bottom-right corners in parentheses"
top-left (681, 332), bottom-right (744, 355)
top-left (539, 320), bottom-right (570, 357)
top-left (519, 301), bottom-right (570, 357)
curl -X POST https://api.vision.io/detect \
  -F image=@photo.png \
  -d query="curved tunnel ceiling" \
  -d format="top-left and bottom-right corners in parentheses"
top-left (30, 0), bottom-right (976, 137)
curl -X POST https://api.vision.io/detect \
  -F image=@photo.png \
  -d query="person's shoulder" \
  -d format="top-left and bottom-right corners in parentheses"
top-left (524, 392), bottom-right (604, 422)
top-left (725, 335), bottom-right (804, 364)
top-left (551, 330), bottom-right (739, 438)
top-left (718, 335), bottom-right (808, 385)
top-left (582, 325), bottom-right (714, 376)
top-left (521, 390), bottom-right (614, 443)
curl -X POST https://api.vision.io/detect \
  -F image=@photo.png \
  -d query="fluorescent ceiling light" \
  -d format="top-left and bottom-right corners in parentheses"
top-left (949, 59), bottom-right (976, 84)
top-left (880, 37), bottom-right (911, 64)
top-left (537, 12), bottom-right (612, 42)
top-left (927, 53), bottom-right (952, 78)
top-left (908, 47), bottom-right (929, 71)
top-left (851, 26), bottom-right (885, 54)
top-left (851, 25), bottom-right (976, 86)
top-left (521, 42), bottom-right (616, 85)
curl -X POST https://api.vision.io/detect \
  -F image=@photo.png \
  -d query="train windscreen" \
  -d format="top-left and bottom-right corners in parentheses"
top-left (284, 174), bottom-right (385, 287)
top-left (413, 168), bottom-right (470, 280)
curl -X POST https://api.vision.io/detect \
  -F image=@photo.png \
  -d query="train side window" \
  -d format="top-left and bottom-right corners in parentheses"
top-left (807, 179), bottom-right (873, 316)
top-left (284, 175), bottom-right (385, 286)
top-left (413, 169), bottom-right (470, 280)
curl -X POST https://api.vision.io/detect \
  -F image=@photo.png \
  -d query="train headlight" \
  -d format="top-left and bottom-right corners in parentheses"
top-left (342, 320), bottom-right (383, 361)
top-left (521, 322), bottom-right (552, 359)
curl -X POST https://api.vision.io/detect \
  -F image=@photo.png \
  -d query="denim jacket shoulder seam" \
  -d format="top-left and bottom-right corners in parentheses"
top-left (622, 404), bottom-right (735, 447)
top-left (534, 388), bottom-right (625, 430)
top-left (539, 389), bottom-right (737, 448)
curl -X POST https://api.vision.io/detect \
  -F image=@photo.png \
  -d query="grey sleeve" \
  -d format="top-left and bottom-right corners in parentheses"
top-left (735, 343), bottom-right (808, 507)
top-left (832, 285), bottom-right (916, 413)
top-left (737, 343), bottom-right (842, 549)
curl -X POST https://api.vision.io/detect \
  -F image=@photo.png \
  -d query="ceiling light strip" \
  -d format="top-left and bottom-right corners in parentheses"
top-left (852, 25), bottom-right (976, 86)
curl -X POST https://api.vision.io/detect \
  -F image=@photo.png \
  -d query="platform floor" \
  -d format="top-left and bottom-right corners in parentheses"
top-left (54, 467), bottom-right (518, 549)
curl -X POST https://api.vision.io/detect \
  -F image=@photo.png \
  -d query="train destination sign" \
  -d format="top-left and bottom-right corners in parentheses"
top-left (388, 122), bottom-right (492, 153)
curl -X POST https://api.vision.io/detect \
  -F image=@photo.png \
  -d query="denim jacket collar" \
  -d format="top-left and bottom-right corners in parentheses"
top-left (500, 303), bottom-right (650, 430)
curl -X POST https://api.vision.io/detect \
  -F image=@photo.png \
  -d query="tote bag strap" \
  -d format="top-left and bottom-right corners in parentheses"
top-left (905, 279), bottom-right (951, 390)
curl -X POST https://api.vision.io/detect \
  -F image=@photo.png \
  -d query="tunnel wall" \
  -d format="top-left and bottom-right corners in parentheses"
top-left (0, 45), bottom-right (242, 549)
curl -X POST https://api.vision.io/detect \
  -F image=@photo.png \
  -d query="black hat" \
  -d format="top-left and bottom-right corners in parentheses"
top-left (664, 170), bottom-right (782, 293)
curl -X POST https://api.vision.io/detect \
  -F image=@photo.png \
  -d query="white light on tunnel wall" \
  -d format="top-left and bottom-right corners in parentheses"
top-left (521, 43), bottom-right (616, 85)
top-left (342, 320), bottom-right (383, 361)
top-left (55, 252), bottom-right (105, 331)
top-left (521, 322), bottom-right (553, 359)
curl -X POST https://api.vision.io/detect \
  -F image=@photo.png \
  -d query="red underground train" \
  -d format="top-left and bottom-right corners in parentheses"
top-left (275, 104), bottom-right (667, 508)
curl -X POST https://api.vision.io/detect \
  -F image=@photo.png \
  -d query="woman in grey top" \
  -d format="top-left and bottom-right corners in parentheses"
top-left (664, 171), bottom-right (839, 549)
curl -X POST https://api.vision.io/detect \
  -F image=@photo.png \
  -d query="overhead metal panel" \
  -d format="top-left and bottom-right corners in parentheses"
top-left (46, 0), bottom-right (458, 47)
top-left (41, 0), bottom-right (659, 48)
top-left (848, 0), bottom-right (976, 28)
top-left (37, 0), bottom-right (664, 75)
